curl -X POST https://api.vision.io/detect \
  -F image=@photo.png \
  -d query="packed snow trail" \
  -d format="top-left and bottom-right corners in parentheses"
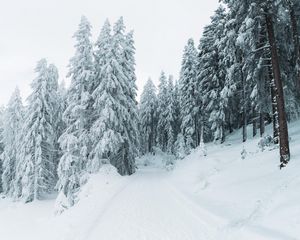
top-left (76, 168), bottom-right (218, 240)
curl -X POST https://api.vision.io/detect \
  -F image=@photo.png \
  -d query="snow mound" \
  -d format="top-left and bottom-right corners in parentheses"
top-left (136, 147), bottom-right (176, 170)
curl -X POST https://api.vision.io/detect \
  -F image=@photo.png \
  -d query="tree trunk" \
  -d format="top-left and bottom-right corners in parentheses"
top-left (252, 108), bottom-right (257, 137)
top-left (259, 112), bottom-right (265, 137)
top-left (229, 111), bottom-right (233, 134)
top-left (241, 62), bottom-right (247, 143)
top-left (266, 11), bottom-right (290, 168)
top-left (221, 124), bottom-right (225, 144)
top-left (194, 115), bottom-right (200, 147)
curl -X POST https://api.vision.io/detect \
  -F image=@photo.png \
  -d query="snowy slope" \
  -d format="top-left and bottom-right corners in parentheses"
top-left (170, 120), bottom-right (300, 240)
top-left (0, 121), bottom-right (300, 240)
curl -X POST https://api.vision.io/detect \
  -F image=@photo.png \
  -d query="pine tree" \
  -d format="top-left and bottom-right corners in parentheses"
top-left (173, 80), bottom-right (182, 138)
top-left (89, 20), bottom-right (112, 173)
top-left (139, 78), bottom-right (158, 154)
top-left (57, 80), bottom-right (67, 140)
top-left (56, 16), bottom-right (94, 210)
top-left (179, 39), bottom-right (200, 151)
top-left (1, 88), bottom-right (24, 197)
top-left (89, 18), bottom-right (138, 176)
top-left (165, 76), bottom-right (176, 154)
top-left (18, 59), bottom-right (58, 202)
top-left (199, 6), bottom-right (227, 143)
top-left (48, 64), bottom-right (61, 181)
top-left (157, 71), bottom-right (169, 151)
top-left (219, 0), bottom-right (293, 166)
top-left (116, 20), bottom-right (140, 168)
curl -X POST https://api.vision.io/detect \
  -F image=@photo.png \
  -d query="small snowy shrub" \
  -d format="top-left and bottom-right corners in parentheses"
top-left (258, 135), bottom-right (274, 152)
top-left (174, 133), bottom-right (187, 159)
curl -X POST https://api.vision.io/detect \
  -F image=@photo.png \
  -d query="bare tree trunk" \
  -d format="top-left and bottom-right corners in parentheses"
top-left (253, 107), bottom-right (257, 137)
top-left (229, 112), bottom-right (233, 134)
top-left (221, 123), bottom-right (225, 144)
top-left (266, 11), bottom-right (290, 168)
top-left (241, 64), bottom-right (247, 143)
top-left (194, 115), bottom-right (200, 147)
top-left (259, 112), bottom-right (265, 137)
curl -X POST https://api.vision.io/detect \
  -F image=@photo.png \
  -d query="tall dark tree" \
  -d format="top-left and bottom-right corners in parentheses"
top-left (265, 2), bottom-right (290, 167)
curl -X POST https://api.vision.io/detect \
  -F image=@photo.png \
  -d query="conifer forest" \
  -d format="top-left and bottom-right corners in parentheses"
top-left (1, 1), bottom-right (300, 239)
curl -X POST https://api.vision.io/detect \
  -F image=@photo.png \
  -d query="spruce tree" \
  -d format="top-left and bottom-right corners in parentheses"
top-left (179, 39), bottom-right (199, 151)
top-left (116, 20), bottom-right (140, 168)
top-left (199, 6), bottom-right (227, 143)
top-left (139, 78), bottom-right (158, 154)
top-left (157, 71), bottom-right (169, 151)
top-left (1, 88), bottom-right (24, 197)
top-left (56, 16), bottom-right (94, 210)
top-left (89, 18), bottom-right (138, 176)
top-left (18, 59), bottom-right (58, 202)
top-left (165, 76), bottom-right (176, 154)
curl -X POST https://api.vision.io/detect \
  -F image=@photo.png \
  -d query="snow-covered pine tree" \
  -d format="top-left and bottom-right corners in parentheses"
top-left (57, 80), bottom-right (67, 139)
top-left (179, 39), bottom-right (200, 152)
top-left (219, 0), bottom-right (293, 166)
top-left (275, 1), bottom-right (300, 120)
top-left (89, 17), bottom-right (138, 176)
top-left (165, 76), bottom-right (176, 154)
top-left (91, 19), bottom-right (111, 98)
top-left (157, 71), bottom-right (169, 152)
top-left (48, 64), bottom-right (62, 180)
top-left (1, 88), bottom-right (24, 197)
top-left (199, 6), bottom-right (227, 144)
top-left (56, 16), bottom-right (94, 210)
top-left (173, 79), bottom-right (182, 138)
top-left (88, 20), bottom-right (112, 173)
top-left (123, 30), bottom-right (138, 102)
top-left (283, 0), bottom-right (300, 93)
top-left (117, 21), bottom-right (140, 168)
top-left (18, 59), bottom-right (58, 202)
top-left (139, 78), bottom-right (158, 154)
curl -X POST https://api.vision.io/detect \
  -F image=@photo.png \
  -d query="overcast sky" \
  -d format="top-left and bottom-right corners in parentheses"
top-left (0, 0), bottom-right (219, 105)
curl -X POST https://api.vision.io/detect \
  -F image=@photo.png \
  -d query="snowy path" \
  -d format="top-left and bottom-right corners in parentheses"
top-left (76, 168), bottom-right (218, 240)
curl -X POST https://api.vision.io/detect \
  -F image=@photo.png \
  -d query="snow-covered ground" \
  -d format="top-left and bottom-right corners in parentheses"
top-left (1, 121), bottom-right (300, 240)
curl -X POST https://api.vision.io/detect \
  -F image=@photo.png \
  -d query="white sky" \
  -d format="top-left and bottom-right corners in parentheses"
top-left (0, 0), bottom-right (219, 105)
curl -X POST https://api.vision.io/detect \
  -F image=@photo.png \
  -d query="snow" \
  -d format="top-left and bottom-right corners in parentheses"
top-left (1, 122), bottom-right (300, 240)
top-left (170, 121), bottom-right (300, 239)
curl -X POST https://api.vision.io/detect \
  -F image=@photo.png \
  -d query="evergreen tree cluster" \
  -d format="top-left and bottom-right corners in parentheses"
top-left (0, 0), bottom-right (299, 211)
top-left (139, 1), bottom-right (300, 167)
top-left (139, 73), bottom-right (181, 156)
top-left (0, 16), bottom-right (139, 211)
